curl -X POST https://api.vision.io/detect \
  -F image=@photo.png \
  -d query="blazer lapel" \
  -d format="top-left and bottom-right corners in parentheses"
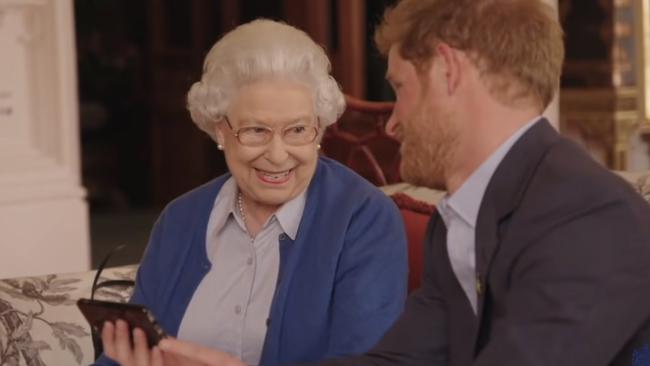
top-left (474, 119), bottom-right (560, 318)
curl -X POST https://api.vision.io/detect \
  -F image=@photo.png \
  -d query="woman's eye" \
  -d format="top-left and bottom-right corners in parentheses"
top-left (250, 127), bottom-right (268, 134)
top-left (289, 126), bottom-right (307, 134)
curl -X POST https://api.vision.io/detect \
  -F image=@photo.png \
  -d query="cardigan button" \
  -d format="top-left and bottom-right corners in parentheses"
top-left (266, 318), bottom-right (271, 326)
top-left (278, 233), bottom-right (287, 241)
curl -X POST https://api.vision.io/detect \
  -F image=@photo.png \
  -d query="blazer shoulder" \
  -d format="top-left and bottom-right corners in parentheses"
top-left (517, 139), bottom-right (650, 232)
top-left (541, 140), bottom-right (642, 204)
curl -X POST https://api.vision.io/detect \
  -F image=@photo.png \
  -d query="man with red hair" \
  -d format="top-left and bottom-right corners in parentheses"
top-left (121, 1), bottom-right (650, 365)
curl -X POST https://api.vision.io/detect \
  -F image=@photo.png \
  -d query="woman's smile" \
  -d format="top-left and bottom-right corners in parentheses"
top-left (255, 168), bottom-right (294, 185)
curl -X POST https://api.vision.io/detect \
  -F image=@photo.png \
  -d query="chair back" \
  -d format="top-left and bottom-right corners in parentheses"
top-left (321, 95), bottom-right (400, 186)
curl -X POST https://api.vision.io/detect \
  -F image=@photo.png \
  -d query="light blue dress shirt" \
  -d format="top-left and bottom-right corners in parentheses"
top-left (177, 177), bottom-right (306, 365)
top-left (437, 117), bottom-right (540, 313)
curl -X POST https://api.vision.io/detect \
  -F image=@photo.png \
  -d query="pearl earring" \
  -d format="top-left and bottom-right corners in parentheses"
top-left (217, 144), bottom-right (224, 150)
top-left (317, 144), bottom-right (321, 150)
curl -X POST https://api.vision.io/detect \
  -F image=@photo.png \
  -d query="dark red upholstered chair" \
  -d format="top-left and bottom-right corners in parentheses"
top-left (321, 95), bottom-right (435, 293)
top-left (390, 193), bottom-right (435, 292)
top-left (321, 95), bottom-right (401, 186)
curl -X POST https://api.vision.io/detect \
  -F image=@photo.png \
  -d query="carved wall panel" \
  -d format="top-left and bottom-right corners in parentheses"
top-left (561, 88), bottom-right (639, 168)
top-left (559, 0), bottom-right (643, 170)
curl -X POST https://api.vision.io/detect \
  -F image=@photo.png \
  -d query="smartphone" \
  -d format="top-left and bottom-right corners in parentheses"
top-left (77, 298), bottom-right (167, 347)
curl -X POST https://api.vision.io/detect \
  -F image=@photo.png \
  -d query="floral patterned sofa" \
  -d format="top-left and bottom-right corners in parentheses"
top-left (1, 171), bottom-right (649, 365)
top-left (0, 265), bottom-right (137, 365)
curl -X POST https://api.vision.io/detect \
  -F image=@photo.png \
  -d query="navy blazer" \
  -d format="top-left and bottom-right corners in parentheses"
top-left (314, 120), bottom-right (650, 366)
top-left (95, 157), bottom-right (407, 365)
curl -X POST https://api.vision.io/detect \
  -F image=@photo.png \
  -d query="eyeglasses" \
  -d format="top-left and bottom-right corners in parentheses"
top-left (223, 116), bottom-right (320, 147)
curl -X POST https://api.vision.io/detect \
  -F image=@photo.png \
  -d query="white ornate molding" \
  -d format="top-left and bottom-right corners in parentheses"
top-left (0, 0), bottom-right (46, 4)
top-left (0, 0), bottom-right (90, 277)
top-left (0, 0), bottom-right (84, 200)
top-left (0, 0), bottom-right (46, 30)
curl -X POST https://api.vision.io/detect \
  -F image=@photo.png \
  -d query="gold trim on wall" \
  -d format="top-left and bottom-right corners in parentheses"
top-left (560, 87), bottom-right (639, 170)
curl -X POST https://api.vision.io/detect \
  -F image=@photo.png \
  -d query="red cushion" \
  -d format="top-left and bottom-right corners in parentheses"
top-left (390, 193), bottom-right (435, 292)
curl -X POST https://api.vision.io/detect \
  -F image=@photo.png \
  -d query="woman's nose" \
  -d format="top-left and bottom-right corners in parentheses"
top-left (264, 134), bottom-right (290, 163)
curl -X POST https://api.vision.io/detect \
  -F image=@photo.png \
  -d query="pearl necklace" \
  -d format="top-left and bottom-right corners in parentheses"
top-left (237, 192), bottom-right (247, 227)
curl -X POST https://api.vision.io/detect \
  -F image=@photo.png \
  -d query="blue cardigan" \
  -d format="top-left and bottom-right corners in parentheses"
top-left (95, 157), bottom-right (407, 365)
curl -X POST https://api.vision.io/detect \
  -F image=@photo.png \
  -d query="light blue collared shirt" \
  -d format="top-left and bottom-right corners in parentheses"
top-left (178, 177), bottom-right (306, 365)
top-left (437, 117), bottom-right (540, 313)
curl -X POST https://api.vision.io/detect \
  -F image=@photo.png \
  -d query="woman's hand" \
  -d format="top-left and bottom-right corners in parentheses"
top-left (102, 320), bottom-right (165, 366)
top-left (157, 338), bottom-right (245, 366)
top-left (102, 320), bottom-right (244, 366)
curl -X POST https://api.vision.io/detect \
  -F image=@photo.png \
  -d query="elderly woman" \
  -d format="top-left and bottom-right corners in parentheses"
top-left (97, 19), bottom-right (407, 366)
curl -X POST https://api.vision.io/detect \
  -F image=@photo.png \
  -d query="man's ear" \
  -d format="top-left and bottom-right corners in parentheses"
top-left (434, 42), bottom-right (462, 95)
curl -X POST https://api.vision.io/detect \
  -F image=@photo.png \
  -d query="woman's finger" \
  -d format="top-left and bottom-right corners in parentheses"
top-left (132, 328), bottom-right (150, 366)
top-left (114, 319), bottom-right (136, 365)
top-left (101, 321), bottom-right (118, 360)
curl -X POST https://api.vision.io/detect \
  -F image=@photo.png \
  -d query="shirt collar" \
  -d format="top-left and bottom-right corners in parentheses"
top-left (439, 116), bottom-right (541, 228)
top-left (210, 177), bottom-right (306, 240)
top-left (210, 177), bottom-right (239, 235)
top-left (273, 188), bottom-right (307, 240)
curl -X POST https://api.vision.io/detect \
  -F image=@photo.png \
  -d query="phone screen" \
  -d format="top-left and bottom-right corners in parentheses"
top-left (77, 298), bottom-right (167, 347)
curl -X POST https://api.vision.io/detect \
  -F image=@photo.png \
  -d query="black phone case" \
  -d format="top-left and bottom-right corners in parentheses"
top-left (77, 298), bottom-right (167, 347)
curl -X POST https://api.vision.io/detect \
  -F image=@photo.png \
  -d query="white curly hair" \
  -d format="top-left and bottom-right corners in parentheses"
top-left (187, 19), bottom-right (346, 141)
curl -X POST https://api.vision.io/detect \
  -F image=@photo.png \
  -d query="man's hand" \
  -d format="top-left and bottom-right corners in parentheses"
top-left (102, 320), bottom-right (165, 366)
top-left (158, 338), bottom-right (245, 366)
